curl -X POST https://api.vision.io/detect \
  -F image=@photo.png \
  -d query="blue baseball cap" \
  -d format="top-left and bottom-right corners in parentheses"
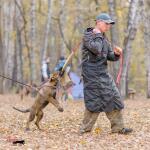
top-left (96, 13), bottom-right (115, 24)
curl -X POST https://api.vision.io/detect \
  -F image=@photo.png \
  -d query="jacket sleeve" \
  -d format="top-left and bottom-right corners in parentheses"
top-left (107, 45), bottom-right (120, 61)
top-left (83, 33), bottom-right (103, 55)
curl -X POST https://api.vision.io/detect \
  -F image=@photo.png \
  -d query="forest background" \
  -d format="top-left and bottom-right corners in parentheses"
top-left (0, 0), bottom-right (150, 99)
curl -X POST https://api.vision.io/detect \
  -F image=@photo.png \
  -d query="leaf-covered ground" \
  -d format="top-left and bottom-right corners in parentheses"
top-left (0, 94), bottom-right (150, 150)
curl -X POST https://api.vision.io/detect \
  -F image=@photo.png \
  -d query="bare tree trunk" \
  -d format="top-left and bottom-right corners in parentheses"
top-left (58, 0), bottom-right (77, 53)
top-left (16, 25), bottom-right (23, 83)
top-left (75, 0), bottom-right (83, 74)
top-left (75, 0), bottom-right (84, 33)
top-left (12, 42), bottom-right (17, 87)
top-left (3, 0), bottom-right (15, 92)
top-left (41, 0), bottom-right (53, 62)
top-left (11, 0), bottom-right (23, 90)
top-left (108, 0), bottom-right (120, 82)
top-left (0, 0), bottom-right (4, 93)
top-left (144, 0), bottom-right (150, 98)
top-left (59, 0), bottom-right (66, 56)
top-left (14, 0), bottom-right (28, 82)
top-left (120, 0), bottom-right (143, 99)
top-left (30, 0), bottom-right (36, 82)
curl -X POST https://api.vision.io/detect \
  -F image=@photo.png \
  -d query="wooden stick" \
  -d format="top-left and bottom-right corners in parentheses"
top-left (61, 41), bottom-right (81, 72)
top-left (61, 51), bottom-right (75, 72)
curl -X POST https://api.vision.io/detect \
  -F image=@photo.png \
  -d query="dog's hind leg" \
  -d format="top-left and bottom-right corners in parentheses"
top-left (26, 109), bottom-right (36, 131)
top-left (35, 110), bottom-right (43, 130)
top-left (48, 97), bottom-right (64, 112)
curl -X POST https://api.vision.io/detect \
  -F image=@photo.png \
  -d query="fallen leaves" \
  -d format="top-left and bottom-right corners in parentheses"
top-left (94, 127), bottom-right (102, 135)
top-left (0, 95), bottom-right (150, 149)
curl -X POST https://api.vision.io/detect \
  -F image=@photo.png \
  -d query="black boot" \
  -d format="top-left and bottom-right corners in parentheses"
top-left (118, 128), bottom-right (133, 134)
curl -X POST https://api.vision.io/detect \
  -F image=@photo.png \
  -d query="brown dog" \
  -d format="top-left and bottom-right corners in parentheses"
top-left (13, 71), bottom-right (72, 131)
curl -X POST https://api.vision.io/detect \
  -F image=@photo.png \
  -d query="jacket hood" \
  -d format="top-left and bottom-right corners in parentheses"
top-left (83, 27), bottom-right (103, 40)
top-left (84, 27), bottom-right (94, 37)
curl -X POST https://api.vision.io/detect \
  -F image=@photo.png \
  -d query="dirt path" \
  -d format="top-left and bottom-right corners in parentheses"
top-left (0, 94), bottom-right (150, 150)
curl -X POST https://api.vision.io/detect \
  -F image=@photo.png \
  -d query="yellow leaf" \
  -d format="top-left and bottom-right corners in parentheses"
top-left (80, 139), bottom-right (86, 145)
top-left (94, 127), bottom-right (102, 135)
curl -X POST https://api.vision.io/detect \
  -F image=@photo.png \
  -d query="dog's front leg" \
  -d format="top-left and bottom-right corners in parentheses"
top-left (48, 97), bottom-right (64, 112)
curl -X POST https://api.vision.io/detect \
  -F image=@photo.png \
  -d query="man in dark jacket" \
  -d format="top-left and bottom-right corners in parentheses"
top-left (79, 13), bottom-right (132, 135)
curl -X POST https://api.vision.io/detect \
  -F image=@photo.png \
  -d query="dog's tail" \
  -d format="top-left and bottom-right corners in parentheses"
top-left (13, 106), bottom-right (30, 113)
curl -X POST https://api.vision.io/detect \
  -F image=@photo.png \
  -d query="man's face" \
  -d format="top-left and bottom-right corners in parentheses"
top-left (97, 21), bottom-right (112, 33)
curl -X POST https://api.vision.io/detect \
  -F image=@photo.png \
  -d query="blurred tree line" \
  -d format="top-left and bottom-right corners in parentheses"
top-left (0, 0), bottom-right (150, 99)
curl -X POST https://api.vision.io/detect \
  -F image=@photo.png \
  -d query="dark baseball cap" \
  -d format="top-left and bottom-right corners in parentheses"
top-left (96, 13), bottom-right (115, 24)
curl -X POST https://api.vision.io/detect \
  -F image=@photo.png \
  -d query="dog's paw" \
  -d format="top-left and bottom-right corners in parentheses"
top-left (58, 107), bottom-right (64, 112)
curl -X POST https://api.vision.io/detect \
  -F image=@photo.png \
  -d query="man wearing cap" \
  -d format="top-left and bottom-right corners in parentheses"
top-left (79, 13), bottom-right (132, 135)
